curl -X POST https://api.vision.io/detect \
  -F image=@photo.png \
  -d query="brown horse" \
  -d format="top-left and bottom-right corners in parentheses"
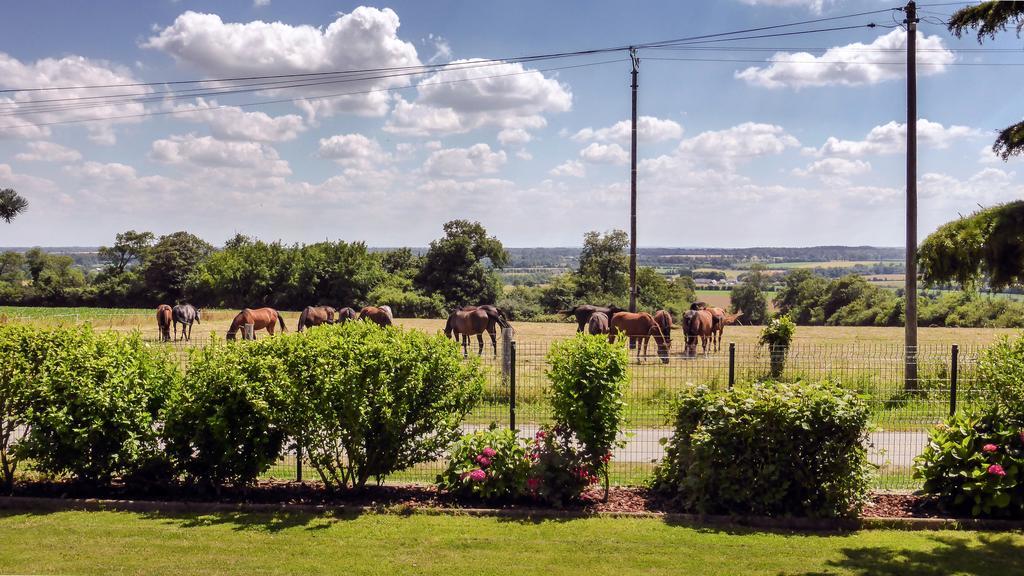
top-left (335, 307), bottom-right (358, 323)
top-left (359, 305), bottom-right (393, 327)
top-left (707, 307), bottom-right (743, 352)
top-left (653, 309), bottom-right (673, 350)
top-left (226, 308), bottom-right (286, 340)
top-left (297, 305), bottom-right (335, 332)
top-left (587, 311), bottom-right (610, 335)
top-left (156, 304), bottom-right (173, 342)
top-left (609, 312), bottom-right (669, 363)
top-left (445, 308), bottom-right (497, 357)
top-left (560, 304), bottom-right (624, 333)
top-left (682, 309), bottom-right (714, 357)
top-left (460, 304), bottom-right (510, 331)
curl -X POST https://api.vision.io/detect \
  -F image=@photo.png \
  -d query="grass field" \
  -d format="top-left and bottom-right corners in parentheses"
top-left (0, 510), bottom-right (1021, 575)
top-left (762, 260), bottom-right (903, 270)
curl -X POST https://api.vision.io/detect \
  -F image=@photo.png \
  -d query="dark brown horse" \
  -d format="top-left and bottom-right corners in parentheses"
top-left (587, 311), bottom-right (610, 335)
top-left (445, 308), bottom-right (497, 357)
top-left (226, 307), bottom-right (286, 340)
top-left (682, 309), bottom-right (714, 357)
top-left (297, 305), bottom-right (335, 332)
top-left (335, 307), bottom-right (358, 323)
top-left (707, 307), bottom-right (743, 352)
top-left (460, 304), bottom-right (510, 331)
top-left (609, 311), bottom-right (669, 363)
top-left (156, 304), bottom-right (172, 342)
top-left (172, 303), bottom-right (200, 342)
top-left (653, 309), bottom-right (673, 350)
top-left (359, 305), bottom-right (393, 327)
top-left (560, 304), bottom-right (624, 333)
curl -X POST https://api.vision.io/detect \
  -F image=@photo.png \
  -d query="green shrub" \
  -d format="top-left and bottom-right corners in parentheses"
top-left (266, 322), bottom-right (484, 491)
top-left (436, 424), bottom-right (530, 501)
top-left (977, 336), bottom-right (1024, 419)
top-left (651, 380), bottom-right (870, 517)
top-left (525, 426), bottom-right (599, 507)
top-left (546, 334), bottom-right (629, 496)
top-left (759, 315), bottom-right (796, 378)
top-left (914, 411), bottom-right (1024, 517)
top-left (0, 325), bottom-right (42, 490)
top-left (17, 327), bottom-right (177, 484)
top-left (163, 341), bottom-right (290, 488)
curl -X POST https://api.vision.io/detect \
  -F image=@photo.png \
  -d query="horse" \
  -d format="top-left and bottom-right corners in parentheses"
top-left (707, 307), bottom-right (743, 352)
top-left (156, 304), bottom-right (173, 342)
top-left (226, 307), bottom-right (286, 340)
top-left (460, 304), bottom-right (511, 334)
top-left (297, 305), bottom-right (335, 332)
top-left (609, 311), bottom-right (669, 364)
top-left (172, 303), bottom-right (201, 342)
top-left (587, 311), bottom-right (610, 335)
top-left (653, 309), bottom-right (673, 351)
top-left (682, 309), bottom-right (714, 357)
top-left (359, 305), bottom-right (393, 327)
top-left (445, 308), bottom-right (497, 357)
top-left (560, 304), bottom-right (624, 333)
top-left (335, 307), bottom-right (358, 323)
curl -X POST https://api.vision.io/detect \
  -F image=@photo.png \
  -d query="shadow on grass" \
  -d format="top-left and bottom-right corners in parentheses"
top-left (791, 533), bottom-right (1024, 576)
top-left (140, 509), bottom-right (364, 533)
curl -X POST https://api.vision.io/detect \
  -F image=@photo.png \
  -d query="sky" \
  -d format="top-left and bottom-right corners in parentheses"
top-left (1, 0), bottom-right (1023, 248)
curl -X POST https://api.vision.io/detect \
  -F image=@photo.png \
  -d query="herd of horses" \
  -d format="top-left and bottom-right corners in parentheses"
top-left (154, 301), bottom-right (741, 362)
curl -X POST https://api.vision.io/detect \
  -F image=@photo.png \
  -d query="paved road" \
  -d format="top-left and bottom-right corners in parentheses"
top-left (463, 424), bottom-right (929, 469)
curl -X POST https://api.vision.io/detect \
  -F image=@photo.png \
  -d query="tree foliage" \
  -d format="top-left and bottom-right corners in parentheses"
top-left (920, 201), bottom-right (1024, 290)
top-left (730, 264), bottom-right (769, 324)
top-left (0, 189), bottom-right (28, 224)
top-left (416, 220), bottom-right (508, 306)
top-left (575, 230), bottom-right (629, 300)
top-left (143, 232), bottom-right (214, 302)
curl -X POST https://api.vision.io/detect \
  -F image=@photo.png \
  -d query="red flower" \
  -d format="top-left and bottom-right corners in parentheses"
top-left (988, 464), bottom-right (1006, 477)
top-left (1019, 430), bottom-right (1024, 444)
top-left (601, 452), bottom-right (612, 463)
top-left (475, 455), bottom-right (492, 468)
top-left (983, 444), bottom-right (999, 454)
top-left (527, 477), bottom-right (541, 492)
top-left (535, 430), bottom-right (547, 440)
top-left (481, 447), bottom-right (497, 458)
top-left (469, 469), bottom-right (487, 482)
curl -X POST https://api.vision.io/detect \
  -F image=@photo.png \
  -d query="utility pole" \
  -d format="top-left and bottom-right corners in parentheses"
top-left (629, 47), bottom-right (639, 313)
top-left (904, 1), bottom-right (919, 390)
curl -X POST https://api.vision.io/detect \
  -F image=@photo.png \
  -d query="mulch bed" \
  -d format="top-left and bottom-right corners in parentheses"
top-left (5, 480), bottom-right (953, 519)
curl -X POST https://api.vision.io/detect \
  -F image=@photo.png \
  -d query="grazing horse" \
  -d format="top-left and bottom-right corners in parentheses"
top-left (707, 307), bottom-right (743, 352)
top-left (226, 308), bottom-right (286, 341)
top-left (609, 312), bottom-right (669, 364)
top-left (653, 309), bottom-right (673, 351)
top-left (682, 309), bottom-right (714, 357)
top-left (445, 308), bottom-right (497, 357)
top-left (460, 304), bottom-right (511, 335)
top-left (297, 305), bottom-right (335, 332)
top-left (335, 307), bottom-right (358, 323)
top-left (172, 303), bottom-right (201, 342)
top-left (156, 304), bottom-right (173, 342)
top-left (359, 305), bottom-right (393, 327)
top-left (560, 304), bottom-right (624, 333)
top-left (587, 311), bottom-right (610, 336)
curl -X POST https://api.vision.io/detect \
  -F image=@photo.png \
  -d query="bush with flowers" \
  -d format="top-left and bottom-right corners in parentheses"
top-left (436, 424), bottom-right (530, 502)
top-left (651, 380), bottom-right (870, 517)
top-left (524, 426), bottom-right (600, 507)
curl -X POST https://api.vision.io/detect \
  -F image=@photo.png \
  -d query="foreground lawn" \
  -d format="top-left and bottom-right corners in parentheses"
top-left (0, 510), bottom-right (1022, 575)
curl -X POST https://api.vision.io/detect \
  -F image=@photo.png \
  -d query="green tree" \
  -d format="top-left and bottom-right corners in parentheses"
top-left (774, 269), bottom-right (828, 324)
top-left (730, 264), bottom-right (769, 324)
top-left (143, 231), bottom-right (213, 302)
top-left (98, 230), bottom-right (155, 275)
top-left (416, 220), bottom-right (508, 306)
top-left (0, 252), bottom-right (24, 281)
top-left (575, 230), bottom-right (629, 301)
top-left (0, 189), bottom-right (28, 223)
top-left (380, 247), bottom-right (422, 279)
top-left (636, 267), bottom-right (695, 316)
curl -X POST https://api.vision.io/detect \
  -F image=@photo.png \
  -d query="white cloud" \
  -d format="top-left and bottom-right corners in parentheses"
top-left (735, 30), bottom-right (955, 89)
top-left (144, 8), bottom-right (420, 119)
top-left (172, 98), bottom-right (305, 142)
top-left (0, 53), bottom-right (149, 143)
top-left (515, 150), bottom-right (533, 161)
top-left (253, 0), bottom-right (270, 6)
top-left (384, 59), bottom-right (571, 136)
top-left (736, 0), bottom-right (826, 13)
top-left (0, 163), bottom-right (58, 194)
top-left (550, 160), bottom-right (585, 178)
top-left (425, 33), bottom-right (452, 64)
top-left (14, 141), bottom-right (82, 163)
top-left (793, 157), bottom-right (871, 184)
top-left (579, 142), bottom-right (628, 165)
top-left (417, 177), bottom-right (515, 196)
top-left (498, 128), bottom-right (532, 146)
top-left (317, 133), bottom-right (389, 168)
top-left (422, 143), bottom-right (506, 177)
top-left (811, 119), bottom-right (978, 157)
top-left (572, 116), bottom-right (683, 144)
top-left (150, 133), bottom-right (291, 176)
top-left (676, 122), bottom-right (799, 162)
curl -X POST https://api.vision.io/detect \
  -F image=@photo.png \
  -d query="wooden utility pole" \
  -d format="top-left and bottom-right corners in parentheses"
top-left (629, 47), bottom-right (639, 313)
top-left (904, 1), bottom-right (919, 390)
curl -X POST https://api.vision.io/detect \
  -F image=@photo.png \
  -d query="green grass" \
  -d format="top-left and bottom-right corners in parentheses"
top-left (0, 510), bottom-right (1022, 575)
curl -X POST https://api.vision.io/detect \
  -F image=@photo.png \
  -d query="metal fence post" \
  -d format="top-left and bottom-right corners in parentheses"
top-left (728, 342), bottom-right (736, 389)
top-left (950, 344), bottom-right (959, 417)
top-left (296, 441), bottom-right (303, 482)
top-left (509, 340), bottom-right (517, 432)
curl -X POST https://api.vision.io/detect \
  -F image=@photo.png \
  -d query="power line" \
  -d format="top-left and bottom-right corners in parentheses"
top-left (645, 56), bottom-right (1024, 66)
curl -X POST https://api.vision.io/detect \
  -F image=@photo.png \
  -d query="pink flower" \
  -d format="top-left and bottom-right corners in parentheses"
top-left (475, 455), bottom-right (492, 467)
top-left (1019, 430), bottom-right (1024, 444)
top-left (535, 430), bottom-right (547, 440)
top-left (988, 464), bottom-right (1006, 477)
top-left (470, 469), bottom-right (487, 482)
top-left (527, 477), bottom-right (541, 491)
top-left (601, 452), bottom-right (612, 464)
top-left (481, 447), bottom-right (497, 458)
top-left (983, 444), bottom-right (999, 454)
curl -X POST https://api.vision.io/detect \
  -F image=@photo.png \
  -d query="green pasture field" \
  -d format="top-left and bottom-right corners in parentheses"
top-left (0, 510), bottom-right (1022, 576)
top-left (761, 260), bottom-right (904, 270)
